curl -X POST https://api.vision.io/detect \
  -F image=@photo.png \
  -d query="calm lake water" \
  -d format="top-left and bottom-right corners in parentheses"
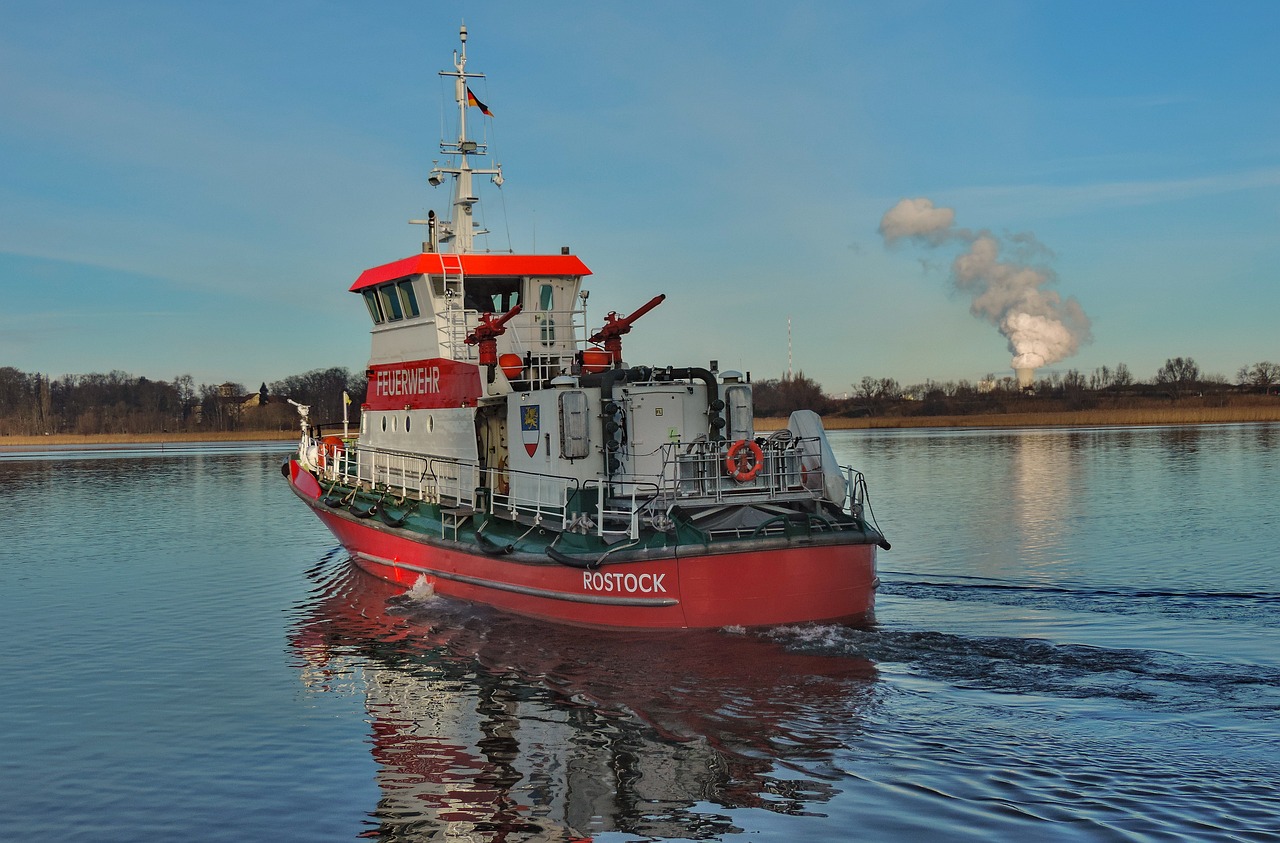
top-left (1, 426), bottom-right (1278, 842)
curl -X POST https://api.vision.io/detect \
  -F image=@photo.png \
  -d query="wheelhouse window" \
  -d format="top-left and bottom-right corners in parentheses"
top-left (362, 290), bottom-right (385, 324)
top-left (379, 284), bottom-right (404, 321)
top-left (463, 278), bottom-right (521, 314)
top-left (397, 280), bottom-right (421, 318)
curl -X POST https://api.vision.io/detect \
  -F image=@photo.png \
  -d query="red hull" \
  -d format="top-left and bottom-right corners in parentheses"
top-left (288, 461), bottom-right (876, 629)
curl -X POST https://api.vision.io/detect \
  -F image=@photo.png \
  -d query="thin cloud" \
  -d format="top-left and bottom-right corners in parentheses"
top-left (950, 166), bottom-right (1280, 218)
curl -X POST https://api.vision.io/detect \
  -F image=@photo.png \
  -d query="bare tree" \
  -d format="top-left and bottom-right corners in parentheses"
top-left (271, 367), bottom-right (367, 428)
top-left (1155, 357), bottom-right (1200, 398)
top-left (855, 376), bottom-right (901, 401)
top-left (751, 372), bottom-right (831, 417)
top-left (0, 367), bottom-right (42, 435)
top-left (198, 382), bottom-right (245, 431)
top-left (850, 376), bottom-right (901, 415)
top-left (1237, 361), bottom-right (1280, 390)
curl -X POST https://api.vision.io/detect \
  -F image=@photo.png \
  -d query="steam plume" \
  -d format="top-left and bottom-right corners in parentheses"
top-left (879, 197), bottom-right (955, 245)
top-left (879, 197), bottom-right (1091, 372)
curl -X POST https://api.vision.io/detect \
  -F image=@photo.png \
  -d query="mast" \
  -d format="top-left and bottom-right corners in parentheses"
top-left (426, 24), bottom-right (503, 255)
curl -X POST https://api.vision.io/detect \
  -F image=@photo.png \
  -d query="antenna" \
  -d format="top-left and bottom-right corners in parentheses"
top-left (429, 24), bottom-right (502, 254)
top-left (787, 316), bottom-right (793, 379)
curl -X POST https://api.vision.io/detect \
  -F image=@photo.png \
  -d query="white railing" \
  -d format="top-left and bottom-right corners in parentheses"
top-left (321, 442), bottom-right (580, 526)
top-left (322, 445), bottom-right (479, 509)
top-left (314, 434), bottom-right (863, 536)
top-left (483, 467), bottom-right (575, 526)
top-left (648, 435), bottom-right (835, 506)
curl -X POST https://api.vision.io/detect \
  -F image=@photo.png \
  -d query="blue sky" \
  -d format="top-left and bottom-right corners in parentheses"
top-left (2, 1), bottom-right (1277, 393)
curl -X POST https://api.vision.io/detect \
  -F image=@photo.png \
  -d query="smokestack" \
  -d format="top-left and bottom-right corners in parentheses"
top-left (1015, 367), bottom-right (1036, 390)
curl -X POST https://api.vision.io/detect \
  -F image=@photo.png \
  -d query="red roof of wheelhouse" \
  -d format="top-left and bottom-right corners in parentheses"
top-left (350, 253), bottom-right (592, 292)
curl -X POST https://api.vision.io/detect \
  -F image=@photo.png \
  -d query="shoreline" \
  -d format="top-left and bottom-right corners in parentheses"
top-left (4, 404), bottom-right (1279, 448)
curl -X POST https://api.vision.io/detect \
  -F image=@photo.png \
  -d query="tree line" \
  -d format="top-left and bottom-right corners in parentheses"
top-left (752, 358), bottom-right (1280, 418)
top-left (4, 355), bottom-right (1277, 436)
top-left (0, 366), bottom-right (366, 436)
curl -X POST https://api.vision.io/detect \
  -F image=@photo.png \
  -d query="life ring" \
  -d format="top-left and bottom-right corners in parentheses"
top-left (317, 435), bottom-right (345, 469)
top-left (725, 439), bottom-right (764, 483)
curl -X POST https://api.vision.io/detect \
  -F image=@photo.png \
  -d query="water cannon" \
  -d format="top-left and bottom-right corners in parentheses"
top-left (465, 304), bottom-right (524, 378)
top-left (588, 293), bottom-right (666, 367)
top-left (286, 398), bottom-right (311, 436)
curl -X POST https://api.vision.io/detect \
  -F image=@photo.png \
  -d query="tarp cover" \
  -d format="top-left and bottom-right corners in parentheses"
top-left (787, 409), bottom-right (848, 506)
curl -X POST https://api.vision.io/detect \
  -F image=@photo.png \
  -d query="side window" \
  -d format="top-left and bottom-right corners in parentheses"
top-left (539, 283), bottom-right (555, 346)
top-left (379, 284), bottom-right (404, 321)
top-left (397, 280), bottom-right (420, 318)
top-left (559, 391), bottom-right (590, 459)
top-left (724, 385), bottom-right (753, 442)
top-left (362, 290), bottom-right (385, 324)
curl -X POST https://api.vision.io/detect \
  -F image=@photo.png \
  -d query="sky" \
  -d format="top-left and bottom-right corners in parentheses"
top-left (2, 1), bottom-right (1278, 394)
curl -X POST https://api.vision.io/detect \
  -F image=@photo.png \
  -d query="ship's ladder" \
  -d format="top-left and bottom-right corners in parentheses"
top-left (438, 253), bottom-right (475, 361)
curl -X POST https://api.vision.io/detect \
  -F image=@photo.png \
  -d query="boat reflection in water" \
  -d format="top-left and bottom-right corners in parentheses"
top-left (289, 555), bottom-right (879, 841)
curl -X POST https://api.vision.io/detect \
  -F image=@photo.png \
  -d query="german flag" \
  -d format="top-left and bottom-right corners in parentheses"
top-left (466, 87), bottom-right (492, 116)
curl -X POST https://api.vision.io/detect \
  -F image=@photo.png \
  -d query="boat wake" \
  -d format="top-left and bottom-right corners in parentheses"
top-left (879, 570), bottom-right (1280, 626)
top-left (764, 621), bottom-right (1280, 717)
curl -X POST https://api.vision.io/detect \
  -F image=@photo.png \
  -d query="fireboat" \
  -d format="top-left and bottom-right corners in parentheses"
top-left (284, 26), bottom-right (889, 629)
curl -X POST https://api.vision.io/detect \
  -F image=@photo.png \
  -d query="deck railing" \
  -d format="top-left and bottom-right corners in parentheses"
top-left (315, 433), bottom-right (862, 538)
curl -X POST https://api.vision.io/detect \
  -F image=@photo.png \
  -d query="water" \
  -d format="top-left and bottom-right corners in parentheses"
top-left (0, 427), bottom-right (1277, 841)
